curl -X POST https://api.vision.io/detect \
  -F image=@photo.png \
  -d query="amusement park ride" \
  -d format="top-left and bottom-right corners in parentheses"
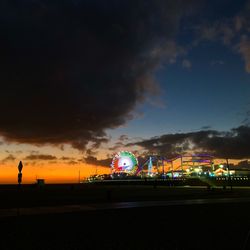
top-left (88, 151), bottom-right (250, 185)
top-left (110, 151), bottom-right (215, 178)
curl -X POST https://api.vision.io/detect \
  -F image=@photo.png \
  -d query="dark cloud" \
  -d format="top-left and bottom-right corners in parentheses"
top-left (109, 134), bottom-right (134, 151)
top-left (50, 160), bottom-right (58, 164)
top-left (128, 126), bottom-right (250, 159)
top-left (24, 154), bottom-right (57, 161)
top-left (1, 154), bottom-right (16, 163)
top-left (108, 142), bottom-right (125, 151)
top-left (200, 126), bottom-right (212, 130)
top-left (118, 135), bottom-right (129, 142)
top-left (85, 149), bottom-right (96, 156)
top-left (86, 136), bottom-right (110, 153)
top-left (67, 160), bottom-right (78, 165)
top-left (0, 0), bottom-right (199, 150)
top-left (83, 156), bottom-right (112, 167)
top-left (241, 107), bottom-right (250, 126)
top-left (60, 156), bottom-right (75, 161)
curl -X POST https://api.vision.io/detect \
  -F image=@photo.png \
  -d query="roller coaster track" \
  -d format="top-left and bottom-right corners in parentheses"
top-left (136, 154), bottom-right (214, 175)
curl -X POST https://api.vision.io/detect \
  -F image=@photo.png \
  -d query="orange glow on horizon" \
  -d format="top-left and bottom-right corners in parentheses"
top-left (0, 157), bottom-right (246, 184)
top-left (0, 163), bottom-right (111, 184)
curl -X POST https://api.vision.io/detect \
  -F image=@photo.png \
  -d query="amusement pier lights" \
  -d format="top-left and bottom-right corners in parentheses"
top-left (111, 151), bottom-right (138, 174)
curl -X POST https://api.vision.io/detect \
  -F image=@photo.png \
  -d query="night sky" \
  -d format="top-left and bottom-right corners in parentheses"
top-left (1, 0), bottom-right (250, 182)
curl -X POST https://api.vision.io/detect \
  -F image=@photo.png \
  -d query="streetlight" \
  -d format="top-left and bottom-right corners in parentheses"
top-left (226, 158), bottom-right (232, 190)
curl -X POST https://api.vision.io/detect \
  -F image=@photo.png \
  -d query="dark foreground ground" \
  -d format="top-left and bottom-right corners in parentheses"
top-left (1, 183), bottom-right (250, 250)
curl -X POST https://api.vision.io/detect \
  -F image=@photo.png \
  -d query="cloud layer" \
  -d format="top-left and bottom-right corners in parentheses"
top-left (0, 0), bottom-right (196, 150)
top-left (128, 126), bottom-right (250, 159)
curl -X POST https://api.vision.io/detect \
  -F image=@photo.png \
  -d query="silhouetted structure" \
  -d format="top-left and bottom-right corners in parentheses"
top-left (17, 161), bottom-right (23, 186)
top-left (36, 179), bottom-right (45, 187)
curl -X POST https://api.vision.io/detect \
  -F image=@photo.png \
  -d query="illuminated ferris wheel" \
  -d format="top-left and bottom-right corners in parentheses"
top-left (111, 151), bottom-right (138, 174)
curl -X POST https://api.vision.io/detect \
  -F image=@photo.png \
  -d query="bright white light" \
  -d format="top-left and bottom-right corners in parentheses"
top-left (118, 156), bottom-right (133, 171)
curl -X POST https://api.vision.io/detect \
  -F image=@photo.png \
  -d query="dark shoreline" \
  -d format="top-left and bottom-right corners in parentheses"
top-left (0, 182), bottom-right (250, 209)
